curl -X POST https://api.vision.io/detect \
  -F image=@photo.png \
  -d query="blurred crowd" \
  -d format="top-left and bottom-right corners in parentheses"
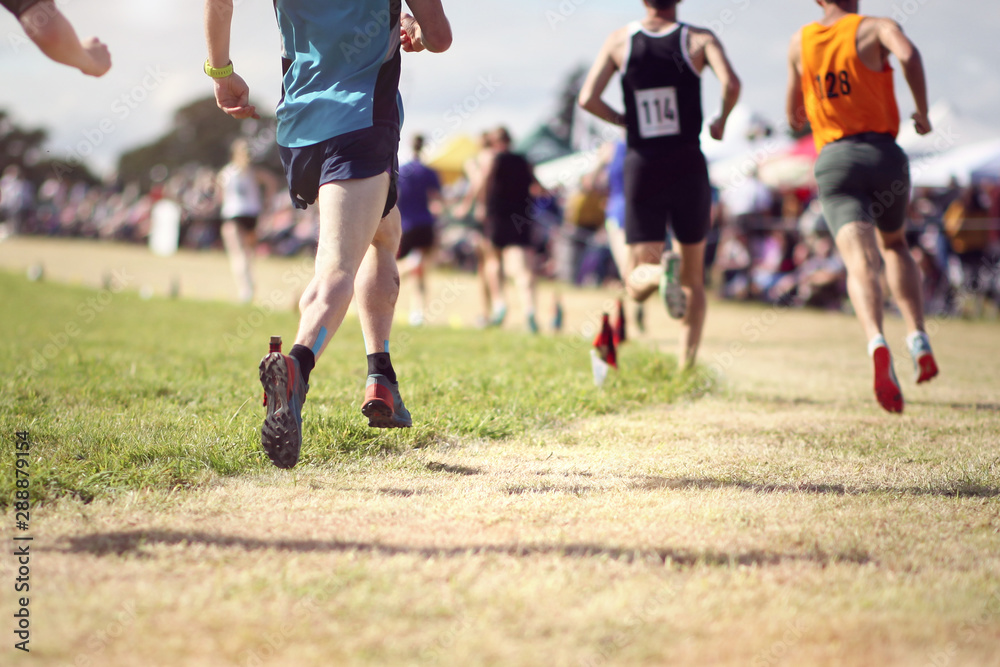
top-left (2, 140), bottom-right (999, 318)
top-left (706, 175), bottom-right (1000, 317)
top-left (0, 162), bottom-right (319, 258)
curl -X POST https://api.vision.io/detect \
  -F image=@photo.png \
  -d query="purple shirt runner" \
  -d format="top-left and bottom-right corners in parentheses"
top-left (396, 159), bottom-right (441, 231)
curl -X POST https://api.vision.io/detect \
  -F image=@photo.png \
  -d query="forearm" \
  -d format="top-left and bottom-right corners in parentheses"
top-left (404, 0), bottom-right (452, 53)
top-left (21, 8), bottom-right (90, 72)
top-left (718, 74), bottom-right (741, 122)
top-left (578, 97), bottom-right (625, 127)
top-left (204, 0), bottom-right (234, 67)
top-left (413, 19), bottom-right (451, 53)
top-left (901, 50), bottom-right (929, 117)
top-left (786, 88), bottom-right (806, 132)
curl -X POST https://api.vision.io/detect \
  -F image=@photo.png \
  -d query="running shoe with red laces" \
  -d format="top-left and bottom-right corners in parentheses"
top-left (869, 336), bottom-right (903, 414)
top-left (362, 374), bottom-right (412, 428)
top-left (259, 352), bottom-right (308, 468)
top-left (906, 331), bottom-right (939, 384)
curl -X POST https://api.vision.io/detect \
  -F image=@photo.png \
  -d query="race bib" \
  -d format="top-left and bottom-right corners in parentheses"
top-left (634, 86), bottom-right (679, 139)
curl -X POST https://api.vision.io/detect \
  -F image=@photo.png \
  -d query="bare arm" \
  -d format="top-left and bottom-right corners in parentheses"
top-left (20, 2), bottom-right (110, 77)
top-left (402, 0), bottom-right (452, 53)
top-left (876, 18), bottom-right (931, 134)
top-left (577, 30), bottom-right (626, 127)
top-left (785, 30), bottom-right (807, 133)
top-left (204, 0), bottom-right (258, 119)
top-left (475, 152), bottom-right (498, 215)
top-left (699, 29), bottom-right (741, 140)
top-left (428, 188), bottom-right (444, 217)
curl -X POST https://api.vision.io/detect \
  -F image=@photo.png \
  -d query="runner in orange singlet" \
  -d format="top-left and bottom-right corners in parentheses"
top-left (787, 0), bottom-right (939, 414)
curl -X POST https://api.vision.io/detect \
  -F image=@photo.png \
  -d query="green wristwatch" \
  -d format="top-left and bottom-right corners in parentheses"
top-left (204, 59), bottom-right (233, 79)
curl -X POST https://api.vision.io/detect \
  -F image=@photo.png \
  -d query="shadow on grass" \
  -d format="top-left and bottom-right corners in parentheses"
top-left (636, 476), bottom-right (1000, 497)
top-left (506, 484), bottom-right (592, 495)
top-left (930, 401), bottom-right (1000, 412)
top-left (426, 462), bottom-right (481, 476)
top-left (47, 529), bottom-right (872, 567)
top-left (740, 395), bottom-right (1000, 413)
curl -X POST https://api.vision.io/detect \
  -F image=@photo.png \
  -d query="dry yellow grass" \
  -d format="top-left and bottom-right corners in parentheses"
top-left (1, 238), bottom-right (999, 666)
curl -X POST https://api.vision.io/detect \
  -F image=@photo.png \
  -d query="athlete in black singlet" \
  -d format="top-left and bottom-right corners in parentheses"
top-left (579, 0), bottom-right (740, 368)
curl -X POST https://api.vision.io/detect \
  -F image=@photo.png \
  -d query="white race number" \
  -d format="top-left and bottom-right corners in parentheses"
top-left (634, 86), bottom-right (680, 139)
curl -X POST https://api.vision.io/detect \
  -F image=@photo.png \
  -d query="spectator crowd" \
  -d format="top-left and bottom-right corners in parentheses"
top-left (2, 140), bottom-right (999, 319)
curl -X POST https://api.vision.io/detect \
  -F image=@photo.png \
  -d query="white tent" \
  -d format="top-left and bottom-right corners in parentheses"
top-left (534, 150), bottom-right (600, 191)
top-left (910, 138), bottom-right (1000, 187)
top-left (708, 135), bottom-right (795, 190)
top-left (898, 101), bottom-right (999, 162)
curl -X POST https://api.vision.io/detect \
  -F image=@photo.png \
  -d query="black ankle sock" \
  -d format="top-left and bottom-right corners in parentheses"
top-left (289, 345), bottom-right (315, 385)
top-left (367, 352), bottom-right (396, 384)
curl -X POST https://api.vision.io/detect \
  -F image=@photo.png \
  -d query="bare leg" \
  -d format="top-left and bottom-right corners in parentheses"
top-left (625, 240), bottom-right (665, 302)
top-left (414, 246), bottom-right (433, 322)
top-left (474, 234), bottom-right (492, 325)
top-left (676, 239), bottom-right (707, 368)
top-left (877, 227), bottom-right (926, 335)
top-left (482, 242), bottom-right (506, 319)
top-left (294, 174), bottom-right (389, 360)
top-left (605, 221), bottom-right (629, 288)
top-left (220, 219), bottom-right (255, 303)
top-left (356, 206), bottom-right (402, 353)
top-left (398, 244), bottom-right (434, 324)
top-left (503, 245), bottom-right (537, 319)
top-left (836, 221), bottom-right (907, 411)
top-left (834, 222), bottom-right (884, 342)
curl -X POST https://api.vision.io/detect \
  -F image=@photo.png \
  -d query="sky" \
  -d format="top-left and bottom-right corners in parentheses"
top-left (0, 0), bottom-right (997, 176)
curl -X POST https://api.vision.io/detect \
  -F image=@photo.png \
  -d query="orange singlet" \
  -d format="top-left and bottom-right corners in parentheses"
top-left (800, 14), bottom-right (900, 152)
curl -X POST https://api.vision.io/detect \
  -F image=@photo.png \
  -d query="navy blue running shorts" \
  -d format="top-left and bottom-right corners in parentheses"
top-left (279, 124), bottom-right (399, 219)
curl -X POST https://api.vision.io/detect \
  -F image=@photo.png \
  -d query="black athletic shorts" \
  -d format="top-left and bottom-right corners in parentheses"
top-left (279, 124), bottom-right (399, 219)
top-left (813, 132), bottom-right (910, 238)
top-left (222, 215), bottom-right (259, 233)
top-left (2, 0), bottom-right (43, 18)
top-left (485, 209), bottom-right (534, 249)
top-left (623, 144), bottom-right (711, 245)
top-left (397, 224), bottom-right (435, 259)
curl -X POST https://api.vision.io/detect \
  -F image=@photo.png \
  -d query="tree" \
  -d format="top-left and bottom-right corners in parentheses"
top-left (117, 97), bottom-right (281, 187)
top-left (547, 65), bottom-right (588, 144)
top-left (0, 110), bottom-right (97, 184)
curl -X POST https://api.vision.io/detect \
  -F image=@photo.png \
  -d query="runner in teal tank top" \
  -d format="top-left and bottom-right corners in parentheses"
top-left (205, 0), bottom-right (452, 468)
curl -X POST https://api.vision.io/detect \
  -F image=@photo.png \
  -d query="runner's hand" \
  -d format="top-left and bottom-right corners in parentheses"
top-left (912, 111), bottom-right (932, 135)
top-left (401, 13), bottom-right (424, 52)
top-left (81, 37), bottom-right (111, 77)
top-left (214, 74), bottom-right (259, 119)
top-left (709, 115), bottom-right (727, 141)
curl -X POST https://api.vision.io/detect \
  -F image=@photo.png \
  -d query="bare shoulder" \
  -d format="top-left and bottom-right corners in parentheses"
top-left (788, 27), bottom-right (803, 59)
top-left (789, 27), bottom-right (803, 49)
top-left (597, 24), bottom-right (631, 52)
top-left (606, 24), bottom-right (631, 45)
top-left (602, 24), bottom-right (632, 68)
top-left (861, 16), bottom-right (902, 40)
top-left (686, 25), bottom-right (721, 54)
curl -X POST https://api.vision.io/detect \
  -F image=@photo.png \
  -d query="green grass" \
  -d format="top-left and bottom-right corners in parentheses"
top-left (0, 271), bottom-right (708, 506)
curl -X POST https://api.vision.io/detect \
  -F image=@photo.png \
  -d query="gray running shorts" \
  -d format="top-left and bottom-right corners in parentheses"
top-left (813, 132), bottom-right (910, 238)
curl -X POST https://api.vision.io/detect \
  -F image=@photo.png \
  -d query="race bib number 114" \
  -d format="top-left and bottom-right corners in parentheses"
top-left (635, 86), bottom-right (679, 139)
